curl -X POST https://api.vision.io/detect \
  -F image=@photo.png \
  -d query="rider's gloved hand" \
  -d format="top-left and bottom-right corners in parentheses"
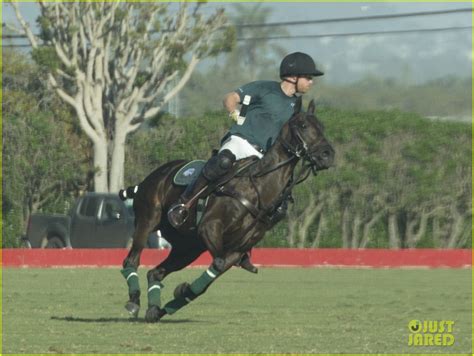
top-left (229, 110), bottom-right (240, 123)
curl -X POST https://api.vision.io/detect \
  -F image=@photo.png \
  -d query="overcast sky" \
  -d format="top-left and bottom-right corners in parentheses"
top-left (2, 2), bottom-right (472, 84)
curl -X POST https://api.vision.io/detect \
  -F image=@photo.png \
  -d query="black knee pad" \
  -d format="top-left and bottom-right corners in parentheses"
top-left (218, 149), bottom-right (236, 170)
top-left (203, 149), bottom-right (236, 181)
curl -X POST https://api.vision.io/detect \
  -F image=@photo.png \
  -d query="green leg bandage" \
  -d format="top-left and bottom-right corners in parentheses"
top-left (162, 295), bottom-right (188, 315)
top-left (147, 281), bottom-right (164, 308)
top-left (121, 267), bottom-right (140, 295)
top-left (189, 265), bottom-right (219, 295)
top-left (163, 266), bottom-right (219, 315)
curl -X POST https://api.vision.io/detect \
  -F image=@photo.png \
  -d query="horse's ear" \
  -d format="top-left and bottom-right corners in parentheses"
top-left (307, 99), bottom-right (316, 115)
top-left (293, 96), bottom-right (303, 114)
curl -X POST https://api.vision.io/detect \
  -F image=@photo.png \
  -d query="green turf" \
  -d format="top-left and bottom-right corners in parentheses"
top-left (2, 267), bottom-right (472, 354)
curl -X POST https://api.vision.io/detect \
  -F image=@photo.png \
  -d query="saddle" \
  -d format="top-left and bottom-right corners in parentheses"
top-left (173, 157), bottom-right (259, 189)
top-left (172, 157), bottom-right (259, 226)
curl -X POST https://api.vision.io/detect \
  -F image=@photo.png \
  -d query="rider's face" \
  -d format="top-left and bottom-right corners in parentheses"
top-left (297, 76), bottom-right (314, 93)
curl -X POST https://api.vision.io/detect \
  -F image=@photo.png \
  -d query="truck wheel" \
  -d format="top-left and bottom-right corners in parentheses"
top-left (20, 238), bottom-right (32, 249)
top-left (42, 236), bottom-right (65, 249)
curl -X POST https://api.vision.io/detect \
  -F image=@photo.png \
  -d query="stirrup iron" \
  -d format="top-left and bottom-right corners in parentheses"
top-left (167, 203), bottom-right (190, 227)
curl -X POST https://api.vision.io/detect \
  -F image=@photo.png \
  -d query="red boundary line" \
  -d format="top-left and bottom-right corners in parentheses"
top-left (1, 248), bottom-right (472, 268)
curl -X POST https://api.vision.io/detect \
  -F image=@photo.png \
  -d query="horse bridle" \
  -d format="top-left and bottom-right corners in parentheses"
top-left (252, 113), bottom-right (324, 178)
top-left (280, 114), bottom-right (325, 175)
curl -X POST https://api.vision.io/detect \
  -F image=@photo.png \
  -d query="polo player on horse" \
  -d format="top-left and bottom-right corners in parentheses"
top-left (167, 52), bottom-right (325, 271)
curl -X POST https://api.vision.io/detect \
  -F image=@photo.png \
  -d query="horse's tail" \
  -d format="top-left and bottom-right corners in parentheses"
top-left (118, 185), bottom-right (139, 201)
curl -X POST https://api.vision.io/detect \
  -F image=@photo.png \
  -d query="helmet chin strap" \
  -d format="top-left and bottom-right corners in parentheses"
top-left (283, 77), bottom-right (302, 95)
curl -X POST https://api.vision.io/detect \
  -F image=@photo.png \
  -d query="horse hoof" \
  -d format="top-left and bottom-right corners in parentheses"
top-left (239, 260), bottom-right (258, 274)
top-left (173, 282), bottom-right (191, 299)
top-left (145, 305), bottom-right (164, 323)
top-left (125, 301), bottom-right (140, 318)
top-left (242, 264), bottom-right (258, 274)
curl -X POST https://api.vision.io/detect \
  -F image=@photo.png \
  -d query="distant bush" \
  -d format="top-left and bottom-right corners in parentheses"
top-left (317, 76), bottom-right (471, 120)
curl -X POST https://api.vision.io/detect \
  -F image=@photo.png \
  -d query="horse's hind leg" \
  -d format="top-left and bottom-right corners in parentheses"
top-left (121, 206), bottom-right (161, 317)
top-left (144, 242), bottom-right (206, 323)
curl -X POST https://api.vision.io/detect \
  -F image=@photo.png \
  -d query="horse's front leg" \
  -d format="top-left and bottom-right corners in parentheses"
top-left (151, 252), bottom-right (243, 322)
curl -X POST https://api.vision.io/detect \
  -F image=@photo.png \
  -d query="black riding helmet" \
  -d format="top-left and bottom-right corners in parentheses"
top-left (280, 52), bottom-right (324, 78)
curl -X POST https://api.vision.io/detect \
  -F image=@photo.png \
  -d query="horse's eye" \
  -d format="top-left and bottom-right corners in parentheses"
top-left (300, 123), bottom-right (307, 129)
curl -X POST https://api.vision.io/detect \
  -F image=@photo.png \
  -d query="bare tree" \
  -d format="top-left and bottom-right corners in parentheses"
top-left (287, 191), bottom-right (327, 247)
top-left (9, 1), bottom-right (233, 192)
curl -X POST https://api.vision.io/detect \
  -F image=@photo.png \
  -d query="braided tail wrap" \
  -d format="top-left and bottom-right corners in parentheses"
top-left (119, 185), bottom-right (139, 201)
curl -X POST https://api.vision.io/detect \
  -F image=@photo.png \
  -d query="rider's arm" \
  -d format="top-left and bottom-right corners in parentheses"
top-left (223, 92), bottom-right (240, 113)
top-left (224, 81), bottom-right (263, 122)
top-left (223, 92), bottom-right (241, 122)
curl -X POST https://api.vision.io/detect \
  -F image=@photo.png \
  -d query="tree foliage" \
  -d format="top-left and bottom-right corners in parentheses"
top-left (179, 3), bottom-right (288, 118)
top-left (317, 76), bottom-right (471, 119)
top-left (3, 50), bottom-right (90, 247)
top-left (9, 1), bottom-right (234, 192)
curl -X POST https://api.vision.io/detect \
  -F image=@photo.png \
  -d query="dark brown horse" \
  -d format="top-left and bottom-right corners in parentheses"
top-left (120, 99), bottom-right (334, 322)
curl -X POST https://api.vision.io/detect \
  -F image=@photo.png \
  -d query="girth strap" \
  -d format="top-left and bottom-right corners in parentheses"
top-left (215, 187), bottom-right (273, 227)
top-left (217, 188), bottom-right (258, 220)
top-left (215, 187), bottom-right (271, 249)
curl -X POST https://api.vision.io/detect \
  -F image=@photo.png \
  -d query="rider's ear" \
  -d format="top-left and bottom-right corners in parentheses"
top-left (307, 99), bottom-right (315, 115)
top-left (293, 96), bottom-right (302, 114)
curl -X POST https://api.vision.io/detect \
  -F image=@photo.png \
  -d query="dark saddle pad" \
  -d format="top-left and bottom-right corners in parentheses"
top-left (173, 160), bottom-right (206, 186)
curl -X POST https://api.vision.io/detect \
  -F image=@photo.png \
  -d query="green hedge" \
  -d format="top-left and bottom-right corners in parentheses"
top-left (125, 107), bottom-right (471, 248)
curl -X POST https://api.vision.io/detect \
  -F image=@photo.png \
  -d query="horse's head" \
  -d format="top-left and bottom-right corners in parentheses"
top-left (285, 98), bottom-right (335, 171)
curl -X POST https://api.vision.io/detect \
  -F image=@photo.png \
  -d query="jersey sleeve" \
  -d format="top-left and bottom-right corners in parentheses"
top-left (235, 81), bottom-right (267, 103)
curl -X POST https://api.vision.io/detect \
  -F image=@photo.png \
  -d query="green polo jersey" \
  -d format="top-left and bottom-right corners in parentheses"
top-left (225, 80), bottom-right (298, 152)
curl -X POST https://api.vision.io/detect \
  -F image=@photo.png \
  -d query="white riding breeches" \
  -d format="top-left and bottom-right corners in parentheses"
top-left (219, 135), bottom-right (264, 160)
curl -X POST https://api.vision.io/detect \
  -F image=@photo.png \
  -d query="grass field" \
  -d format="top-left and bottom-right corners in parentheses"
top-left (2, 267), bottom-right (472, 354)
